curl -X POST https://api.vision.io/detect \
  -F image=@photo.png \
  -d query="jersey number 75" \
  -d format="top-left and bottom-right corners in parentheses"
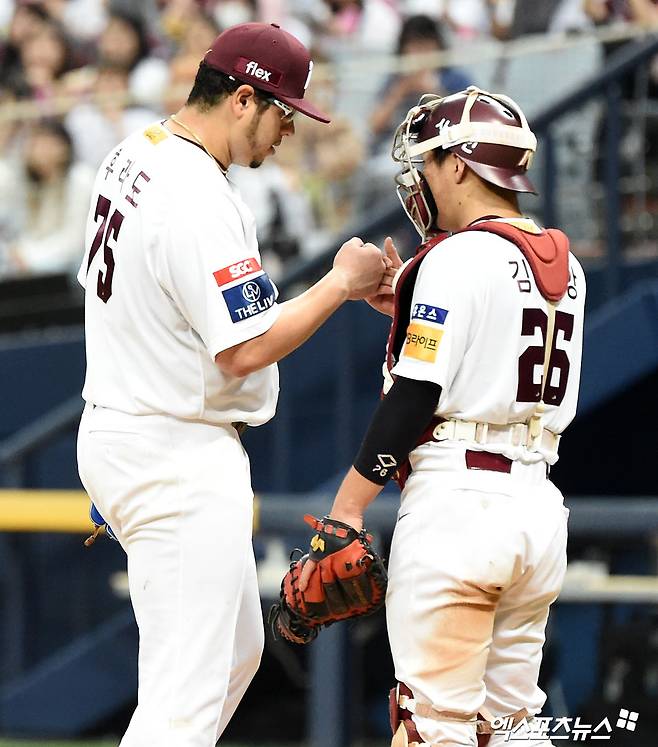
top-left (86, 194), bottom-right (124, 303)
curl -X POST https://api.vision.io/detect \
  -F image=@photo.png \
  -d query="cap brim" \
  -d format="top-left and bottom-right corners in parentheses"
top-left (279, 95), bottom-right (331, 124)
top-left (463, 159), bottom-right (537, 195)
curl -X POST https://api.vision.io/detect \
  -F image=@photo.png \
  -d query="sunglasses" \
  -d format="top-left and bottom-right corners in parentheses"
top-left (269, 98), bottom-right (295, 123)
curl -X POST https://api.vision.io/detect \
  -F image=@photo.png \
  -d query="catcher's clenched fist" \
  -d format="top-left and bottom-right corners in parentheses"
top-left (268, 514), bottom-right (387, 644)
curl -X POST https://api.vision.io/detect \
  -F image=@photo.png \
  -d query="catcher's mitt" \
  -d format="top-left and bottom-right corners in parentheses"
top-left (268, 514), bottom-right (387, 644)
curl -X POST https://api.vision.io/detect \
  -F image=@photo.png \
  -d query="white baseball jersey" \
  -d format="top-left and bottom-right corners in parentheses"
top-left (392, 218), bottom-right (586, 460)
top-left (78, 123), bottom-right (280, 426)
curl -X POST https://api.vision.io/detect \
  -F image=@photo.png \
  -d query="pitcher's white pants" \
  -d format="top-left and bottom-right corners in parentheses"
top-left (387, 445), bottom-right (568, 747)
top-left (77, 405), bottom-right (263, 747)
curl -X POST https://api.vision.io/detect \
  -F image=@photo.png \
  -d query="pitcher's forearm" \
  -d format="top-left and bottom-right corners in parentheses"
top-left (215, 269), bottom-right (349, 376)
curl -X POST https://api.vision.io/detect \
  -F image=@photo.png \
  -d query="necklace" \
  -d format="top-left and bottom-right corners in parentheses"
top-left (169, 114), bottom-right (227, 175)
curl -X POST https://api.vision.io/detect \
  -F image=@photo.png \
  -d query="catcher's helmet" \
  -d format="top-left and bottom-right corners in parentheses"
top-left (392, 86), bottom-right (537, 239)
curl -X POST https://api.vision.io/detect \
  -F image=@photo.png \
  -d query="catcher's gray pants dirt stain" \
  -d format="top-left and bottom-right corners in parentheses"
top-left (387, 445), bottom-right (567, 747)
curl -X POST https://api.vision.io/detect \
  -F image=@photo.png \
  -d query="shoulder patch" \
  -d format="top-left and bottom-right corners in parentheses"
top-left (143, 125), bottom-right (168, 145)
top-left (411, 303), bottom-right (448, 325)
top-left (401, 322), bottom-right (443, 363)
top-left (213, 257), bottom-right (261, 286)
top-left (222, 274), bottom-right (276, 323)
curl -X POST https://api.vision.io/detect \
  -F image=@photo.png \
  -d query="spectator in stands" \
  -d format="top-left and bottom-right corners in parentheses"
top-left (98, 9), bottom-right (168, 108)
top-left (583, 0), bottom-right (658, 114)
top-left (585, 0), bottom-right (658, 32)
top-left (97, 9), bottom-right (151, 71)
top-left (368, 14), bottom-right (470, 152)
top-left (317, 0), bottom-right (401, 55)
top-left (65, 62), bottom-right (160, 168)
top-left (271, 51), bottom-right (366, 238)
top-left (437, 0), bottom-right (512, 40)
top-left (61, 8), bottom-right (168, 118)
top-left (229, 161), bottom-right (316, 280)
top-left (427, 0), bottom-right (590, 40)
top-left (211, 0), bottom-right (257, 30)
top-left (16, 17), bottom-right (75, 101)
top-left (0, 2), bottom-right (52, 97)
top-left (179, 8), bottom-right (221, 56)
top-left (548, 0), bottom-right (593, 33)
top-left (496, 0), bottom-right (584, 38)
top-left (0, 88), bottom-right (21, 162)
top-left (162, 9), bottom-right (219, 113)
top-left (584, 0), bottom-right (658, 251)
top-left (0, 119), bottom-right (94, 277)
top-left (32, 0), bottom-right (108, 43)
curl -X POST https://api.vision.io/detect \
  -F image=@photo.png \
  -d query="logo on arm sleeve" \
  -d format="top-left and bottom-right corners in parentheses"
top-left (411, 304), bottom-right (448, 324)
top-left (402, 304), bottom-right (448, 362)
top-left (213, 257), bottom-right (261, 286)
top-left (222, 274), bottom-right (276, 322)
top-left (402, 322), bottom-right (443, 363)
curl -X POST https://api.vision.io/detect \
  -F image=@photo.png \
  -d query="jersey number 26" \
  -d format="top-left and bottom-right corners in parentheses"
top-left (517, 307), bottom-right (574, 406)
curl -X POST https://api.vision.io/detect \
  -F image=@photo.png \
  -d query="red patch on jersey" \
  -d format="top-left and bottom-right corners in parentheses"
top-left (213, 257), bottom-right (261, 286)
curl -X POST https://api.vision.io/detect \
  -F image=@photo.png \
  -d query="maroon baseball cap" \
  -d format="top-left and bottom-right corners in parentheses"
top-left (203, 23), bottom-right (330, 124)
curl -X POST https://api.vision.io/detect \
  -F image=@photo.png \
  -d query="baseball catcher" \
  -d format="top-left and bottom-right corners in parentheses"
top-left (269, 514), bottom-right (387, 644)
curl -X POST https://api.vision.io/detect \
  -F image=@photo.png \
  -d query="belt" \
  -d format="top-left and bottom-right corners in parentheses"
top-left (465, 450), bottom-right (512, 473)
top-left (395, 418), bottom-right (515, 489)
top-left (433, 418), bottom-right (559, 456)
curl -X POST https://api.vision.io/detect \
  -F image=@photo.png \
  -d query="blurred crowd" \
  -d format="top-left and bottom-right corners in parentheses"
top-left (0, 0), bottom-right (656, 281)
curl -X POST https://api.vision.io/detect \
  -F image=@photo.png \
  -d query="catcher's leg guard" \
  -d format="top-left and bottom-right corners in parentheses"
top-left (389, 682), bottom-right (479, 746)
top-left (389, 682), bottom-right (529, 747)
top-left (389, 684), bottom-right (423, 747)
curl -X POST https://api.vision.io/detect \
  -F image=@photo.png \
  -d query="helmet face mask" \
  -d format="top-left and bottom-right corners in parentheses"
top-left (392, 96), bottom-right (443, 240)
top-left (392, 86), bottom-right (538, 240)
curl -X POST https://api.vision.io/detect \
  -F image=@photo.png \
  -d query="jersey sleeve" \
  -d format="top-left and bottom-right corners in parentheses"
top-left (391, 236), bottom-right (480, 393)
top-left (158, 185), bottom-right (280, 358)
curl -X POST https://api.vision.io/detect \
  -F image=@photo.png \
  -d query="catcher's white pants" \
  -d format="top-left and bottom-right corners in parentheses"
top-left (387, 445), bottom-right (568, 747)
top-left (77, 405), bottom-right (263, 747)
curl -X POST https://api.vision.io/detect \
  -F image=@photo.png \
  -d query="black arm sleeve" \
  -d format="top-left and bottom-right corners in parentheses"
top-left (353, 376), bottom-right (442, 485)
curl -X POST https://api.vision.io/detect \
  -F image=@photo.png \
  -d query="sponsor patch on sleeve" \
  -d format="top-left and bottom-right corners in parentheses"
top-left (213, 257), bottom-right (261, 286)
top-left (222, 274), bottom-right (276, 323)
top-left (411, 303), bottom-right (448, 324)
top-left (401, 322), bottom-right (443, 363)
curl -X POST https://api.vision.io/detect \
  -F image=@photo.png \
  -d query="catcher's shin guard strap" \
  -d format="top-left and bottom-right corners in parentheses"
top-left (393, 683), bottom-right (479, 727)
top-left (390, 682), bottom-right (530, 746)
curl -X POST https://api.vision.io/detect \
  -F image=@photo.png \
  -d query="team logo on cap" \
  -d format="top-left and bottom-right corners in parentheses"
top-left (235, 57), bottom-right (282, 86)
top-left (304, 61), bottom-right (313, 91)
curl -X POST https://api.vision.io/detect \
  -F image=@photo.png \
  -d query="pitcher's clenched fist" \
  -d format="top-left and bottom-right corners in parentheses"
top-left (332, 236), bottom-right (387, 300)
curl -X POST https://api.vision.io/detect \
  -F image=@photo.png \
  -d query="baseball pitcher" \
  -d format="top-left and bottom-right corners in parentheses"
top-left (77, 23), bottom-right (388, 747)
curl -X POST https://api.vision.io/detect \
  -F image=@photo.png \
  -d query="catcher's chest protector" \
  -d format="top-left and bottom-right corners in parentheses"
top-left (386, 221), bottom-right (570, 373)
